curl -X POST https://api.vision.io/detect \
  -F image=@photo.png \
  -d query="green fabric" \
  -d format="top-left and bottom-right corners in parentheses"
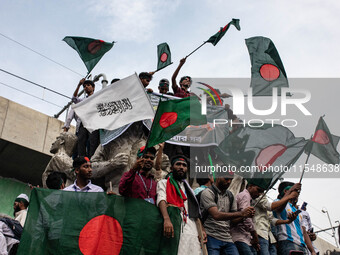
top-left (245, 36), bottom-right (288, 96)
top-left (305, 117), bottom-right (340, 164)
top-left (63, 36), bottom-right (114, 73)
top-left (146, 97), bottom-right (206, 148)
top-left (168, 173), bottom-right (183, 200)
top-left (206, 18), bottom-right (240, 46)
top-left (0, 178), bottom-right (31, 217)
top-left (215, 124), bottom-right (307, 190)
top-left (17, 188), bottom-right (181, 255)
top-left (157, 43), bottom-right (172, 71)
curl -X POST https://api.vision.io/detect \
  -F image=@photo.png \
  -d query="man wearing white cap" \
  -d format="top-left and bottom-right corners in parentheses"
top-left (13, 194), bottom-right (29, 227)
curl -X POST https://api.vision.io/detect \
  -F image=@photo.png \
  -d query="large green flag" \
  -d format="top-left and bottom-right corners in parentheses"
top-left (206, 18), bottom-right (240, 46)
top-left (17, 188), bottom-right (181, 255)
top-left (157, 43), bottom-right (172, 71)
top-left (215, 124), bottom-right (307, 190)
top-left (146, 97), bottom-right (206, 148)
top-left (63, 36), bottom-right (114, 74)
top-left (305, 117), bottom-right (340, 164)
top-left (245, 36), bottom-right (288, 96)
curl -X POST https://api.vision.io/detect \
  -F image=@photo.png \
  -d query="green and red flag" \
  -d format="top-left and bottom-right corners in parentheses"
top-left (206, 18), bottom-right (240, 46)
top-left (215, 124), bottom-right (307, 190)
top-left (245, 36), bottom-right (288, 96)
top-left (305, 117), bottom-right (340, 164)
top-left (17, 188), bottom-right (181, 255)
top-left (146, 97), bottom-right (206, 148)
top-left (157, 43), bottom-right (172, 71)
top-left (63, 36), bottom-right (114, 74)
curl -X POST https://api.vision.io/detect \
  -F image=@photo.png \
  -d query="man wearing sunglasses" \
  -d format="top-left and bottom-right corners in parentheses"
top-left (171, 57), bottom-right (192, 98)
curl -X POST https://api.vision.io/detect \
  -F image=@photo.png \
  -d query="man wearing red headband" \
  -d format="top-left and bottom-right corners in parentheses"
top-left (157, 155), bottom-right (205, 255)
top-left (64, 156), bottom-right (104, 192)
top-left (119, 146), bottom-right (157, 204)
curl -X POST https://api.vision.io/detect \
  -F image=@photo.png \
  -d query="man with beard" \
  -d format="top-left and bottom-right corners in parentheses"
top-left (157, 155), bottom-right (205, 255)
top-left (199, 175), bottom-right (255, 255)
top-left (13, 194), bottom-right (29, 227)
top-left (0, 194), bottom-right (28, 255)
top-left (64, 156), bottom-right (104, 192)
top-left (119, 146), bottom-right (157, 204)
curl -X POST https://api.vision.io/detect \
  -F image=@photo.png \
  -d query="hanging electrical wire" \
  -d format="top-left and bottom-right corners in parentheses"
top-left (0, 68), bottom-right (71, 99)
top-left (0, 81), bottom-right (63, 108)
top-left (0, 32), bottom-right (83, 77)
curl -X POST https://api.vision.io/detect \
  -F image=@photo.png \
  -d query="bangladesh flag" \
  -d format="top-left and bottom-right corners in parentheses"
top-left (146, 97), bottom-right (206, 148)
top-left (63, 36), bottom-right (114, 74)
top-left (157, 43), bottom-right (172, 71)
top-left (17, 188), bottom-right (181, 255)
top-left (206, 18), bottom-right (240, 46)
top-left (245, 36), bottom-right (288, 96)
top-left (215, 124), bottom-right (307, 190)
top-left (305, 117), bottom-right (340, 164)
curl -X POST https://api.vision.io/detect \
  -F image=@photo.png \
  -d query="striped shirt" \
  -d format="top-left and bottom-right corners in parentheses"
top-left (273, 201), bottom-right (306, 247)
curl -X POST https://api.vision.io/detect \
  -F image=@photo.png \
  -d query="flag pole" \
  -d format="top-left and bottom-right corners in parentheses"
top-left (253, 174), bottom-right (284, 208)
top-left (186, 42), bottom-right (207, 58)
top-left (253, 188), bottom-right (270, 208)
top-left (195, 219), bottom-right (208, 255)
top-left (299, 148), bottom-right (311, 184)
top-left (153, 62), bottom-right (173, 73)
top-left (299, 135), bottom-right (313, 183)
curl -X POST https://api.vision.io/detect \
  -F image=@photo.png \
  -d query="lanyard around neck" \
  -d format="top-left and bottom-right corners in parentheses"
top-left (138, 173), bottom-right (152, 197)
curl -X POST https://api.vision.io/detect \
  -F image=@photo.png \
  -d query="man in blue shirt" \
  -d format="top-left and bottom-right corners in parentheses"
top-left (64, 156), bottom-right (104, 192)
top-left (273, 181), bottom-right (316, 255)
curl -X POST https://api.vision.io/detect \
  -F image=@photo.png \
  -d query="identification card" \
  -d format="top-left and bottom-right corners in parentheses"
top-left (144, 198), bottom-right (155, 204)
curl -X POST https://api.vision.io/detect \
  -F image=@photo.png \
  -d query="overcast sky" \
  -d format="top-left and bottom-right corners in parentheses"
top-left (1, 0), bottom-right (339, 246)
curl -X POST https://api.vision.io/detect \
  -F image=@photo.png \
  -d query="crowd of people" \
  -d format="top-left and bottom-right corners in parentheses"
top-left (0, 58), bottom-right (320, 255)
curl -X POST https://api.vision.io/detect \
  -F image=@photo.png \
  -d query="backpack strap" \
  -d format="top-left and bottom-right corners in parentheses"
top-left (225, 190), bottom-right (235, 212)
top-left (208, 185), bottom-right (219, 205)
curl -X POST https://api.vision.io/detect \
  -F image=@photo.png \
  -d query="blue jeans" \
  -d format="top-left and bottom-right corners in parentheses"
top-left (235, 241), bottom-right (257, 255)
top-left (258, 236), bottom-right (277, 255)
top-left (277, 240), bottom-right (307, 255)
top-left (206, 235), bottom-right (239, 255)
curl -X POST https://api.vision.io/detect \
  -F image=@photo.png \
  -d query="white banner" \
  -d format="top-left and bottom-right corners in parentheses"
top-left (73, 73), bottom-right (154, 132)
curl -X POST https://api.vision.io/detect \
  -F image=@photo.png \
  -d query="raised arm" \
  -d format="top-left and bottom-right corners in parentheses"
top-left (155, 143), bottom-right (164, 171)
top-left (171, 58), bottom-right (186, 93)
top-left (73, 78), bottom-right (85, 98)
top-left (273, 183), bottom-right (301, 212)
top-left (118, 158), bottom-right (144, 196)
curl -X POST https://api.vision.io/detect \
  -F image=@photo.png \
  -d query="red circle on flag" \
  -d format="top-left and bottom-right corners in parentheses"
top-left (256, 144), bottom-right (287, 169)
top-left (88, 40), bottom-right (104, 54)
top-left (159, 112), bottom-right (178, 128)
top-left (312, 129), bottom-right (330, 145)
top-left (160, 53), bottom-right (168, 63)
top-left (260, 64), bottom-right (280, 81)
top-left (79, 215), bottom-right (123, 255)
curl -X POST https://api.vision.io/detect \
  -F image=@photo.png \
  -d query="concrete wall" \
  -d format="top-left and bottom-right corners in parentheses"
top-left (0, 96), bottom-right (75, 185)
top-left (0, 96), bottom-right (75, 155)
top-left (314, 237), bottom-right (340, 254)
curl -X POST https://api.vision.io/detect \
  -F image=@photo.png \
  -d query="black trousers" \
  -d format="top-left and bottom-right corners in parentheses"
top-left (77, 123), bottom-right (99, 158)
